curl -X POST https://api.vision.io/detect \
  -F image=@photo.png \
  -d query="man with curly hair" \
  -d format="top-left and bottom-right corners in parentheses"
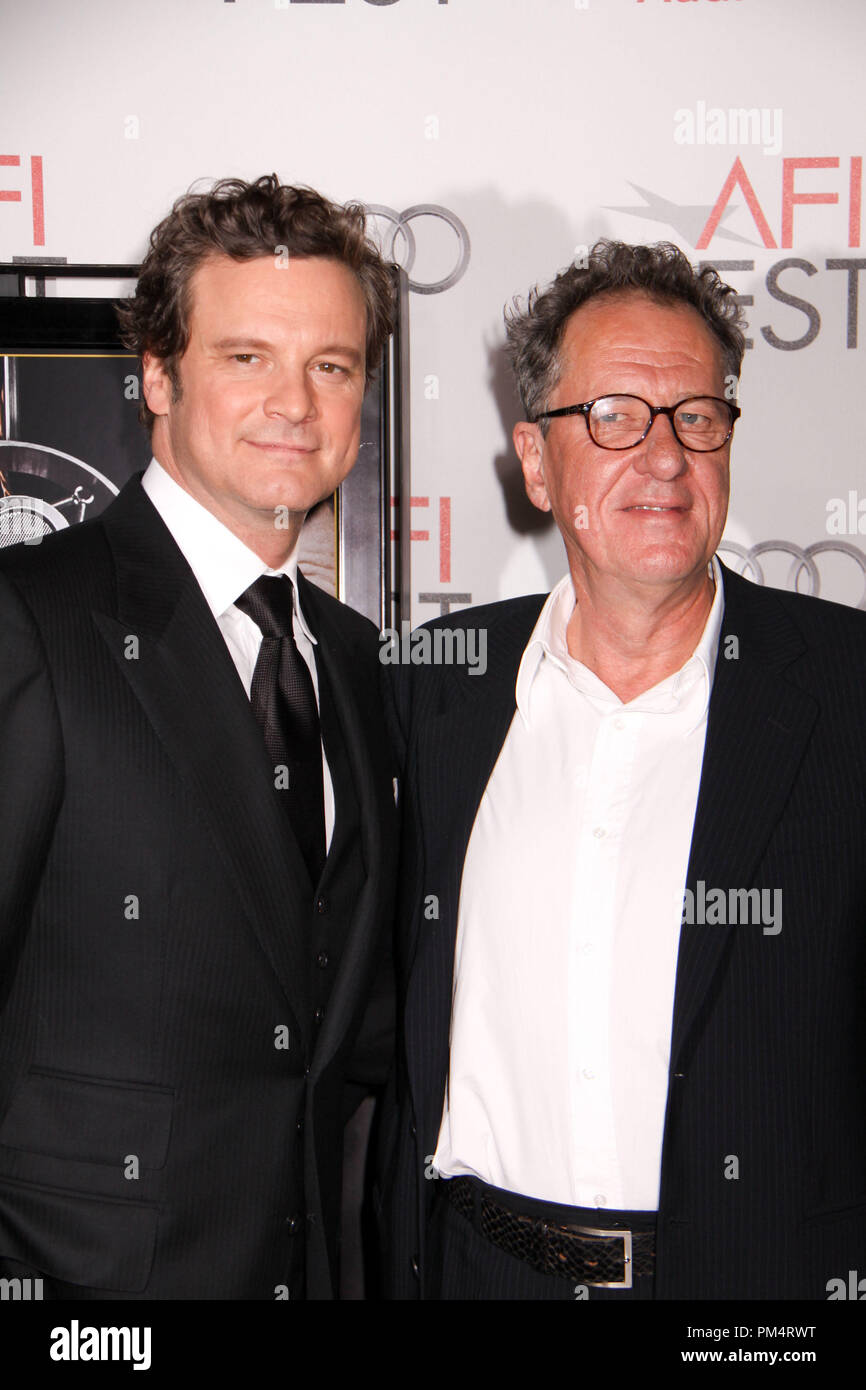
top-left (381, 241), bottom-right (866, 1301)
top-left (0, 176), bottom-right (397, 1299)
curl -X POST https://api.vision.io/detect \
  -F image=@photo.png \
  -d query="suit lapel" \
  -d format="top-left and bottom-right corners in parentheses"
top-left (407, 600), bottom-right (544, 1136)
top-left (412, 603), bottom-right (545, 969)
top-left (669, 566), bottom-right (818, 1069)
top-left (94, 479), bottom-right (312, 1048)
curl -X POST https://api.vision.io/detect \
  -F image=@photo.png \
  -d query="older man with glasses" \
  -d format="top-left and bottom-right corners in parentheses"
top-left (380, 240), bottom-right (866, 1301)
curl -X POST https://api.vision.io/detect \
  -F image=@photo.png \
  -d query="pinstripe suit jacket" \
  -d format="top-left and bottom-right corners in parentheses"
top-left (0, 475), bottom-right (397, 1299)
top-left (380, 564), bottom-right (866, 1299)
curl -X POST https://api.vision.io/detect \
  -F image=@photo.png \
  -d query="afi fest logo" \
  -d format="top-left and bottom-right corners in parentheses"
top-left (614, 155), bottom-right (862, 251)
top-left (611, 155), bottom-right (864, 351)
top-left (693, 156), bottom-right (862, 251)
top-left (0, 155), bottom-right (45, 244)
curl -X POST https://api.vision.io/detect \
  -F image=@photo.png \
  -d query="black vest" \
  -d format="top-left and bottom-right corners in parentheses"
top-left (307, 654), bottom-right (365, 1045)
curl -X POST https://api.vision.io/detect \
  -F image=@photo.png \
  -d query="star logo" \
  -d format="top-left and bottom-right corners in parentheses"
top-left (604, 183), bottom-right (763, 248)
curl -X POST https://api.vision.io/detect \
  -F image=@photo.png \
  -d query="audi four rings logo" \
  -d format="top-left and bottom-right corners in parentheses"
top-left (365, 204), bottom-right (470, 294)
top-left (719, 540), bottom-right (866, 610)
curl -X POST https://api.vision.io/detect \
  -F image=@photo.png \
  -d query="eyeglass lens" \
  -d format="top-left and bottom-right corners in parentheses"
top-left (589, 396), bottom-right (733, 451)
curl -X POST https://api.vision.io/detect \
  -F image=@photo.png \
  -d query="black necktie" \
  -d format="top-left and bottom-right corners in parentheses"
top-left (235, 575), bottom-right (326, 885)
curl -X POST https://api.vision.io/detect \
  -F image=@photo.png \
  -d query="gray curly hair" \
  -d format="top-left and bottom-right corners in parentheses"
top-left (504, 240), bottom-right (746, 431)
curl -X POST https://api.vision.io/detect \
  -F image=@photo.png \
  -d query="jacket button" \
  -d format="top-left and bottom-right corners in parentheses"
top-left (316, 896), bottom-right (328, 915)
top-left (411, 1256), bottom-right (420, 1280)
top-left (409, 1122), bottom-right (417, 1139)
top-left (296, 1116), bottom-right (304, 1135)
top-left (285, 1215), bottom-right (301, 1235)
top-left (314, 1008), bottom-right (325, 1024)
top-left (316, 950), bottom-right (330, 969)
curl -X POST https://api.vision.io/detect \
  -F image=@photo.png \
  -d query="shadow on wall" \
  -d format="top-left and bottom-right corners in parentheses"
top-left (435, 187), bottom-right (619, 599)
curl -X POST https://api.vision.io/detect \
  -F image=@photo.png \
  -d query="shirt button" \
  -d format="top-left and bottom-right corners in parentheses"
top-left (592, 827), bottom-right (606, 839)
top-left (613, 716), bottom-right (625, 731)
top-left (316, 950), bottom-right (330, 969)
top-left (582, 1068), bottom-right (596, 1080)
top-left (594, 1194), bottom-right (607, 1207)
top-left (582, 942), bottom-right (595, 956)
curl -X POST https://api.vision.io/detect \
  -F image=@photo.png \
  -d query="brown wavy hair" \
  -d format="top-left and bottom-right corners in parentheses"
top-left (116, 174), bottom-right (395, 432)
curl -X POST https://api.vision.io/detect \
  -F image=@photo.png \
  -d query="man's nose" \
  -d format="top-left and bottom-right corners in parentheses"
top-left (632, 411), bottom-right (688, 478)
top-left (263, 365), bottom-right (315, 422)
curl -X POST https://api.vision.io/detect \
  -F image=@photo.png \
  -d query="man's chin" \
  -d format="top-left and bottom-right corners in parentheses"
top-left (241, 465), bottom-right (348, 519)
top-left (619, 550), bottom-right (713, 589)
top-left (242, 484), bottom-right (335, 520)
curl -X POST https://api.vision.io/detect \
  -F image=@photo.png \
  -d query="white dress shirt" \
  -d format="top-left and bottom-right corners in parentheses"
top-left (141, 458), bottom-right (334, 845)
top-left (434, 560), bottom-right (724, 1210)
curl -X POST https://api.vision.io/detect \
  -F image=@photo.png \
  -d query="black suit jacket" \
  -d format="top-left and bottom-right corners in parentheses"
top-left (380, 564), bottom-right (866, 1299)
top-left (0, 476), bottom-right (397, 1299)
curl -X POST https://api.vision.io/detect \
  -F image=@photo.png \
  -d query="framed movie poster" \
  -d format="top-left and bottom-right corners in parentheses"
top-left (0, 262), bottom-right (409, 630)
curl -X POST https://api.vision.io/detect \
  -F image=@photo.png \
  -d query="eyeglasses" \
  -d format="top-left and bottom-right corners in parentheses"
top-left (532, 394), bottom-right (741, 452)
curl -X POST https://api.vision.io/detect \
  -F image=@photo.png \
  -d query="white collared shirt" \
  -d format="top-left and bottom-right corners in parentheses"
top-left (142, 458), bottom-right (334, 845)
top-left (434, 561), bottom-right (725, 1210)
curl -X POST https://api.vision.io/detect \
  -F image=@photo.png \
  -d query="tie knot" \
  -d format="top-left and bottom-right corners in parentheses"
top-left (235, 575), bottom-right (296, 639)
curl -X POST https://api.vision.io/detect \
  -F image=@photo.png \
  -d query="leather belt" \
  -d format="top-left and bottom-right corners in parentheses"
top-left (444, 1176), bottom-right (655, 1289)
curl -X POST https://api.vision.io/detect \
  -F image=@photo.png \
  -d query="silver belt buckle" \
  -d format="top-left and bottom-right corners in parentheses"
top-left (575, 1225), bottom-right (633, 1289)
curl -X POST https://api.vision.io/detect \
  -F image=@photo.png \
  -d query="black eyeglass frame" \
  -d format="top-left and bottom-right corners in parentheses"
top-left (532, 394), bottom-right (741, 452)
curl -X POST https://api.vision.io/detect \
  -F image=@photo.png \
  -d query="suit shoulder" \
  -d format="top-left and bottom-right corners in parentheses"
top-left (419, 593), bottom-right (547, 633)
top-left (0, 515), bottom-right (112, 603)
top-left (727, 569), bottom-right (866, 660)
top-left (384, 593), bottom-right (546, 730)
top-left (769, 585), bottom-right (866, 645)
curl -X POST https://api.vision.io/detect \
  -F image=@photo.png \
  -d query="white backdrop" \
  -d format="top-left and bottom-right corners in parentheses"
top-left (4, 0), bottom-right (865, 619)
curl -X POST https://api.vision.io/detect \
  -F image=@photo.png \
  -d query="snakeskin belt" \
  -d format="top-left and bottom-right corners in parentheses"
top-left (445, 1176), bottom-right (655, 1289)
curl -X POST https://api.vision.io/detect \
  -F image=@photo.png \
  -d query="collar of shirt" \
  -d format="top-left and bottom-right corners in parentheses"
top-left (516, 556), bottom-right (724, 729)
top-left (141, 458), bottom-right (317, 645)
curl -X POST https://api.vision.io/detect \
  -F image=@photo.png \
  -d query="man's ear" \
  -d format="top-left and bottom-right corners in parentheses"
top-left (513, 421), bottom-right (551, 513)
top-left (142, 351), bottom-right (173, 419)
